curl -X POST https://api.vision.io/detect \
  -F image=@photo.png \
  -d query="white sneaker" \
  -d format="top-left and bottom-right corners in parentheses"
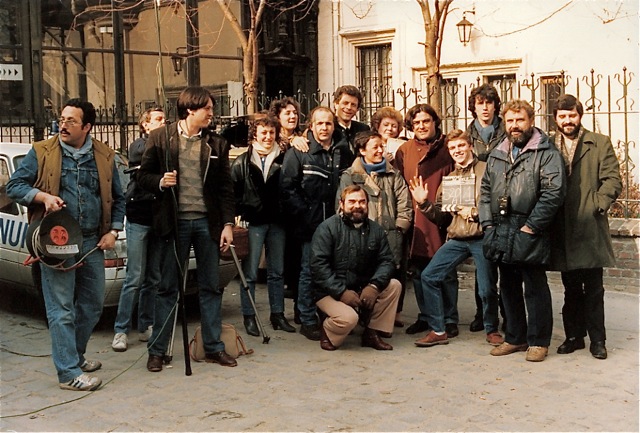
top-left (80, 359), bottom-right (102, 372)
top-left (138, 326), bottom-right (152, 342)
top-left (59, 373), bottom-right (102, 391)
top-left (112, 333), bottom-right (128, 352)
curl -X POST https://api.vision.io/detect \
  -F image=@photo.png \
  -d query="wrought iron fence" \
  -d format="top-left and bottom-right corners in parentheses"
top-left (1, 68), bottom-right (637, 217)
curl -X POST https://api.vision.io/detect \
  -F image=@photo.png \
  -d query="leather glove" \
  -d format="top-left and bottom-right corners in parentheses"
top-left (340, 289), bottom-right (361, 308)
top-left (359, 284), bottom-right (380, 310)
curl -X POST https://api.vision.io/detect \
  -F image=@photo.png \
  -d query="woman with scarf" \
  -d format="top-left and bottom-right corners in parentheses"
top-left (337, 131), bottom-right (413, 332)
top-left (231, 113), bottom-right (296, 336)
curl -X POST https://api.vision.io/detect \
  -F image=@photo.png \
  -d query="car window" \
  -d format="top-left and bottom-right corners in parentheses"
top-left (114, 152), bottom-right (129, 194)
top-left (0, 157), bottom-right (18, 215)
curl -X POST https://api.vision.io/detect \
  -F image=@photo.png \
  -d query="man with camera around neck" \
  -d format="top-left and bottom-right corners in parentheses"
top-left (478, 99), bottom-right (566, 362)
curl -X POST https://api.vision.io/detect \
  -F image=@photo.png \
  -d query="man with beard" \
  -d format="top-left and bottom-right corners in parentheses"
top-left (310, 185), bottom-right (401, 351)
top-left (550, 94), bottom-right (621, 360)
top-left (479, 99), bottom-right (565, 362)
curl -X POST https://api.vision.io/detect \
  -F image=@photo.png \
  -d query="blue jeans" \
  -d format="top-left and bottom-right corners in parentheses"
top-left (421, 239), bottom-right (498, 333)
top-left (148, 218), bottom-right (225, 356)
top-left (297, 241), bottom-right (317, 326)
top-left (114, 221), bottom-right (161, 334)
top-left (498, 263), bottom-right (553, 347)
top-left (412, 258), bottom-right (458, 325)
top-left (40, 236), bottom-right (104, 383)
top-left (240, 223), bottom-right (286, 316)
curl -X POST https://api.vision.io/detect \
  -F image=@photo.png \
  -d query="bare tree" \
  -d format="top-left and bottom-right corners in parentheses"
top-left (416, 0), bottom-right (453, 114)
top-left (214, 0), bottom-right (316, 114)
top-left (214, 0), bottom-right (266, 114)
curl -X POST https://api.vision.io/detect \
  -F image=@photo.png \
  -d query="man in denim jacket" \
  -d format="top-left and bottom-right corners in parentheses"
top-left (7, 99), bottom-right (126, 391)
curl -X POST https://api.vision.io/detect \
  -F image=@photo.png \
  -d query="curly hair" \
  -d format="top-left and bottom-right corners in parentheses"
top-left (370, 107), bottom-right (403, 136)
top-left (403, 104), bottom-right (441, 132)
top-left (468, 84), bottom-right (501, 119)
top-left (248, 111), bottom-right (281, 143)
top-left (269, 97), bottom-right (302, 132)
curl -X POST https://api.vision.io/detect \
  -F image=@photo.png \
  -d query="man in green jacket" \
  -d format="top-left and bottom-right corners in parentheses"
top-left (550, 94), bottom-right (622, 360)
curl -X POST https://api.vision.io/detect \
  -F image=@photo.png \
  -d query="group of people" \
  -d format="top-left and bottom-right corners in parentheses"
top-left (6, 82), bottom-right (621, 392)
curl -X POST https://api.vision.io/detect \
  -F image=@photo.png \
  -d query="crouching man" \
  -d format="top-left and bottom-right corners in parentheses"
top-left (310, 185), bottom-right (401, 351)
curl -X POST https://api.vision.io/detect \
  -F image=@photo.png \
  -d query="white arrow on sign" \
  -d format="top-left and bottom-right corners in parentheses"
top-left (0, 64), bottom-right (23, 81)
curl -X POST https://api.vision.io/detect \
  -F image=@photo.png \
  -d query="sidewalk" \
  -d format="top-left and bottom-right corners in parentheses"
top-left (1, 272), bottom-right (638, 432)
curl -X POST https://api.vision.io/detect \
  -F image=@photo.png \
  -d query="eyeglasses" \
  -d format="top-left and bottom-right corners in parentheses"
top-left (58, 118), bottom-right (80, 127)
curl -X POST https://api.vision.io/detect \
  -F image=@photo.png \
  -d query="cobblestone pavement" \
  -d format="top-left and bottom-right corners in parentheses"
top-left (0, 272), bottom-right (638, 432)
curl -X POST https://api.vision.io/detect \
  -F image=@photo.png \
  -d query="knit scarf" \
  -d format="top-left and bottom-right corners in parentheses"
top-left (554, 127), bottom-right (584, 176)
top-left (361, 157), bottom-right (387, 175)
top-left (474, 117), bottom-right (499, 144)
top-left (250, 141), bottom-right (280, 182)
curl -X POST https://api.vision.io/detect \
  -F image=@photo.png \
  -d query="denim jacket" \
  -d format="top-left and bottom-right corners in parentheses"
top-left (7, 135), bottom-right (125, 236)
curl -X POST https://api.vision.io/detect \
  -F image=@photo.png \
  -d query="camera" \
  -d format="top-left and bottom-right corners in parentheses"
top-left (498, 195), bottom-right (510, 216)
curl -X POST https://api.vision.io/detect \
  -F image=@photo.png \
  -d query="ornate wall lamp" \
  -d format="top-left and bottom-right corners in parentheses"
top-left (171, 47), bottom-right (187, 75)
top-left (456, 11), bottom-right (475, 46)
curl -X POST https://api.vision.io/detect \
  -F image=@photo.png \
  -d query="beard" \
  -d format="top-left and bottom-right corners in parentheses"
top-left (559, 122), bottom-right (580, 139)
top-left (343, 208), bottom-right (368, 224)
top-left (508, 126), bottom-right (534, 148)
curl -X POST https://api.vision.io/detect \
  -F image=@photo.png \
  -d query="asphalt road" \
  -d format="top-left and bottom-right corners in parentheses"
top-left (0, 272), bottom-right (638, 432)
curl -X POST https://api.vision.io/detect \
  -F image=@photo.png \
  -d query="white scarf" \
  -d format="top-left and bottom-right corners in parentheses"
top-left (251, 141), bottom-right (280, 182)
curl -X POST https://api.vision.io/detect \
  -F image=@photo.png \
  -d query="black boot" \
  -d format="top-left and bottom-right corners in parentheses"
top-left (243, 315), bottom-right (259, 336)
top-left (469, 313), bottom-right (484, 332)
top-left (270, 313), bottom-right (296, 333)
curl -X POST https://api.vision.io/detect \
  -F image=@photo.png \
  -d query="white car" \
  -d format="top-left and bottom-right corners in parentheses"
top-left (0, 142), bottom-right (238, 307)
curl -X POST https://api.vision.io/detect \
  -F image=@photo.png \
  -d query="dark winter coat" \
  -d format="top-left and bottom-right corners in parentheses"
top-left (479, 128), bottom-right (566, 265)
top-left (310, 213), bottom-right (395, 302)
top-left (280, 131), bottom-right (352, 241)
top-left (550, 128), bottom-right (622, 271)
top-left (125, 136), bottom-right (156, 226)
top-left (230, 146), bottom-right (285, 225)
top-left (137, 123), bottom-right (235, 241)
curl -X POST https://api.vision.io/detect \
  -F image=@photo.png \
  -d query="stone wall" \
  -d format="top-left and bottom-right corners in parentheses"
top-left (602, 218), bottom-right (640, 294)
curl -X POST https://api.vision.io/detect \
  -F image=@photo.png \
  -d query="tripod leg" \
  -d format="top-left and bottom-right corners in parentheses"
top-left (230, 245), bottom-right (270, 344)
top-left (178, 259), bottom-right (192, 375)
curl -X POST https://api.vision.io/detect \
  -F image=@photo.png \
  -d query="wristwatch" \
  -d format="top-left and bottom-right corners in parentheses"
top-left (109, 229), bottom-right (120, 240)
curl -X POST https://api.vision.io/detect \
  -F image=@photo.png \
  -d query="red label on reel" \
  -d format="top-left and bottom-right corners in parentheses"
top-left (49, 225), bottom-right (69, 245)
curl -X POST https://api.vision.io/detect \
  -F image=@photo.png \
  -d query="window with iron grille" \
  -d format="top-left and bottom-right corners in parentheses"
top-left (541, 75), bottom-right (563, 133)
top-left (441, 78), bottom-right (459, 133)
top-left (357, 44), bottom-right (393, 123)
top-left (486, 74), bottom-right (517, 105)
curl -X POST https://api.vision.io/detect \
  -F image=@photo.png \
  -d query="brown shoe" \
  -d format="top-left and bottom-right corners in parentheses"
top-left (205, 351), bottom-right (238, 367)
top-left (490, 342), bottom-right (528, 356)
top-left (361, 328), bottom-right (393, 350)
top-left (415, 330), bottom-right (449, 347)
top-left (146, 355), bottom-right (164, 372)
top-left (320, 327), bottom-right (336, 351)
top-left (486, 332), bottom-right (504, 346)
top-left (525, 346), bottom-right (548, 362)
